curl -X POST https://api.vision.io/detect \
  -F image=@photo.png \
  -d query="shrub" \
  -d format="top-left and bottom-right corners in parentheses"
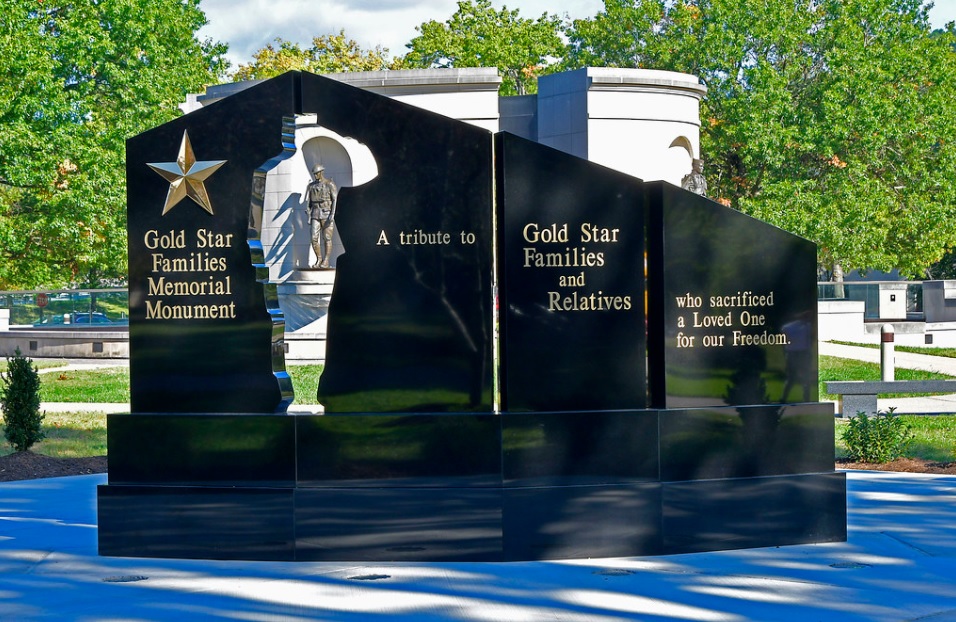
top-left (841, 408), bottom-right (913, 463)
top-left (1, 348), bottom-right (44, 452)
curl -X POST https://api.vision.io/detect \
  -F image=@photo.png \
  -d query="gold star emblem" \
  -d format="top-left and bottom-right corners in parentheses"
top-left (147, 130), bottom-right (227, 215)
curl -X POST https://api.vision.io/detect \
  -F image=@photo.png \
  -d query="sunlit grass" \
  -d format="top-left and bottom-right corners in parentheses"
top-left (819, 355), bottom-right (955, 400)
top-left (2, 359), bottom-right (954, 464)
top-left (30, 365), bottom-right (323, 405)
top-left (39, 367), bottom-right (130, 403)
top-left (904, 416), bottom-right (956, 462)
top-left (289, 364), bottom-right (322, 404)
top-left (835, 415), bottom-right (956, 462)
top-left (26, 359), bottom-right (955, 405)
top-left (0, 410), bottom-right (107, 457)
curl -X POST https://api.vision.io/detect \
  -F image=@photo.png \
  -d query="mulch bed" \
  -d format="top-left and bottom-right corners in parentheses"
top-left (836, 457), bottom-right (956, 474)
top-left (0, 450), bottom-right (107, 482)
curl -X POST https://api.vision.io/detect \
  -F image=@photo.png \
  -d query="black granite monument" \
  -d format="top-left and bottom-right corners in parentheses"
top-left (98, 71), bottom-right (845, 561)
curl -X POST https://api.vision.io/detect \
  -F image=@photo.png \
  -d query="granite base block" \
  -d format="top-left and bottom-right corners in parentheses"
top-left (502, 483), bottom-right (663, 560)
top-left (662, 472), bottom-right (848, 554)
top-left (295, 488), bottom-right (503, 561)
top-left (97, 485), bottom-right (296, 561)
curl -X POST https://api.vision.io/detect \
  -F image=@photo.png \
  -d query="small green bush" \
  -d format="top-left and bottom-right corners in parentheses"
top-left (1, 348), bottom-right (44, 452)
top-left (841, 408), bottom-right (913, 463)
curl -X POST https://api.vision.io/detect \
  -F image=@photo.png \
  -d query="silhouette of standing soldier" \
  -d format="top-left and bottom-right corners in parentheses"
top-left (305, 164), bottom-right (337, 269)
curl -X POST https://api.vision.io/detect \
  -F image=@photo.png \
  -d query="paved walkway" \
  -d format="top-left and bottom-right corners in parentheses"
top-left (13, 355), bottom-right (956, 618)
top-left (820, 341), bottom-right (956, 375)
top-left (1, 470), bottom-right (954, 621)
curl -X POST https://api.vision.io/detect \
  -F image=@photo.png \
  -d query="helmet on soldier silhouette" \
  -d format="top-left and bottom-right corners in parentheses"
top-left (312, 164), bottom-right (325, 174)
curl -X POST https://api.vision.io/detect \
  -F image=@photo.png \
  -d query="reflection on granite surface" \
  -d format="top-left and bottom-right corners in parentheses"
top-left (663, 472), bottom-right (847, 554)
top-left (296, 489), bottom-right (502, 561)
top-left (659, 403), bottom-right (834, 481)
top-left (297, 414), bottom-right (500, 487)
top-left (99, 486), bottom-right (295, 560)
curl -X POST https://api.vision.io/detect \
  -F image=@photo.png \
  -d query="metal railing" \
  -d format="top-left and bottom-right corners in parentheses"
top-left (0, 283), bottom-right (933, 326)
top-left (817, 281), bottom-right (922, 320)
top-left (0, 289), bottom-right (129, 328)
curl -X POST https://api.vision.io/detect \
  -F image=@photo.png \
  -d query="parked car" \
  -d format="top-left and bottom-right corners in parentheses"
top-left (33, 314), bottom-right (67, 326)
top-left (32, 312), bottom-right (128, 327)
top-left (71, 312), bottom-right (112, 324)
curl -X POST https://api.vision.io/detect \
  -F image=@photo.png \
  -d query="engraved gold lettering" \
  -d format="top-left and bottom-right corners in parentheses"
top-left (732, 330), bottom-right (789, 346)
top-left (195, 228), bottom-right (234, 248)
top-left (147, 276), bottom-right (232, 296)
top-left (522, 222), bottom-right (568, 244)
top-left (144, 229), bottom-right (185, 249)
top-left (149, 252), bottom-right (226, 273)
top-left (676, 332), bottom-right (696, 348)
top-left (692, 311), bottom-right (733, 328)
top-left (522, 247), bottom-right (604, 268)
top-left (675, 293), bottom-right (703, 308)
top-left (547, 291), bottom-right (632, 311)
top-left (739, 310), bottom-right (766, 326)
top-left (558, 272), bottom-right (586, 287)
top-left (399, 230), bottom-right (451, 245)
top-left (709, 291), bottom-right (775, 307)
top-left (145, 300), bottom-right (237, 320)
top-left (580, 223), bottom-right (620, 243)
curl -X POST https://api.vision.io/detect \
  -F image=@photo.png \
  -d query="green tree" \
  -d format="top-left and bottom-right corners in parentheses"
top-left (234, 32), bottom-right (394, 81)
top-left (0, 0), bottom-right (227, 289)
top-left (566, 0), bottom-right (956, 279)
top-left (926, 247), bottom-right (956, 279)
top-left (403, 0), bottom-right (567, 95)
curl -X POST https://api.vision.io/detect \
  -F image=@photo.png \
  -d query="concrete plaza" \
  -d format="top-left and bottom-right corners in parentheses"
top-left (0, 469), bottom-right (954, 621)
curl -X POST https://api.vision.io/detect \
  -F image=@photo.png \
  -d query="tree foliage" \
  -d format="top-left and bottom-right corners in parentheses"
top-left (565, 0), bottom-right (956, 277)
top-left (0, 0), bottom-right (227, 289)
top-left (233, 32), bottom-right (394, 81)
top-left (403, 0), bottom-right (567, 95)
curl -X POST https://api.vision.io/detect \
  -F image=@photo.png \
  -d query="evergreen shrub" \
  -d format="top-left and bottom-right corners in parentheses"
top-left (1, 348), bottom-right (44, 452)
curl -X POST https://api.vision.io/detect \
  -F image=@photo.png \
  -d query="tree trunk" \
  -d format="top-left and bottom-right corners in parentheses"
top-left (832, 262), bottom-right (845, 299)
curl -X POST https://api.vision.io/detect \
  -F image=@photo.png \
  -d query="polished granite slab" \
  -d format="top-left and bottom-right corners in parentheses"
top-left (106, 414), bottom-right (296, 487)
top-left (98, 485), bottom-right (296, 561)
top-left (662, 472), bottom-right (848, 554)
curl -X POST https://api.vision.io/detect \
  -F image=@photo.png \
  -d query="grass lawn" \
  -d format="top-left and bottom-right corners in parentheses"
top-left (0, 411), bottom-right (107, 458)
top-left (3, 360), bottom-right (956, 463)
top-left (39, 367), bottom-right (130, 403)
top-left (824, 354), bottom-right (956, 462)
top-left (8, 409), bottom-right (953, 463)
top-left (27, 357), bottom-right (954, 405)
top-left (1, 365), bottom-right (325, 458)
top-left (835, 415), bottom-right (956, 462)
top-left (819, 355), bottom-right (955, 400)
top-left (30, 364), bottom-right (325, 405)
top-left (289, 365), bottom-right (323, 403)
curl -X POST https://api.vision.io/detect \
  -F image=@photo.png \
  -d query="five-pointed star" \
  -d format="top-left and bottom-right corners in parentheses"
top-left (147, 130), bottom-right (227, 215)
